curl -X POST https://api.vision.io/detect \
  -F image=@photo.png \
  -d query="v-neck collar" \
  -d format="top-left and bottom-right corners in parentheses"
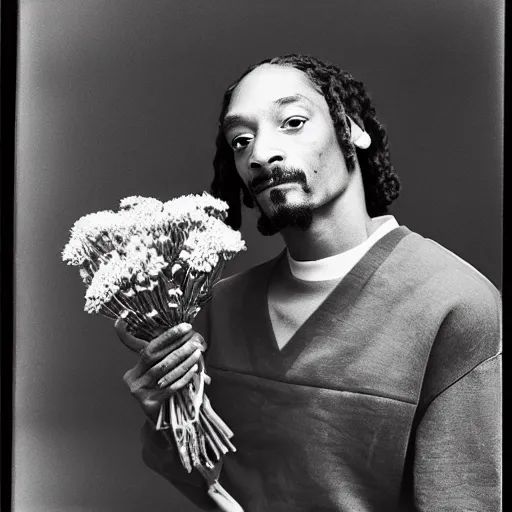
top-left (244, 226), bottom-right (412, 379)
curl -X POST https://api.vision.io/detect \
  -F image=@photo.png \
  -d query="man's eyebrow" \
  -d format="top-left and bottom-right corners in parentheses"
top-left (273, 94), bottom-right (314, 108)
top-left (222, 114), bottom-right (246, 133)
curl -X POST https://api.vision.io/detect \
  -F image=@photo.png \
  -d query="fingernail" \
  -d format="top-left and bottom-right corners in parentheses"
top-left (194, 348), bottom-right (202, 357)
top-left (181, 323), bottom-right (192, 331)
top-left (191, 364), bottom-right (198, 372)
top-left (157, 378), bottom-right (166, 388)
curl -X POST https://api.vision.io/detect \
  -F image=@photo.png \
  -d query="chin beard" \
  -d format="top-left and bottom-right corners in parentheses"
top-left (248, 167), bottom-right (314, 236)
top-left (255, 189), bottom-right (314, 236)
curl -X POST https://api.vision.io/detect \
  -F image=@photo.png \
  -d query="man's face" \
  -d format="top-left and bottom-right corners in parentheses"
top-left (223, 64), bottom-right (351, 234)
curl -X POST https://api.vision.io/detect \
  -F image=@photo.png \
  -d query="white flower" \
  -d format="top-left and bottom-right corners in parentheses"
top-left (162, 193), bottom-right (228, 225)
top-left (119, 197), bottom-right (164, 230)
top-left (195, 192), bottom-right (229, 220)
top-left (119, 196), bottom-right (163, 211)
top-left (84, 252), bottom-right (125, 313)
top-left (62, 208), bottom-right (141, 266)
top-left (181, 217), bottom-right (246, 272)
top-left (62, 210), bottom-right (116, 265)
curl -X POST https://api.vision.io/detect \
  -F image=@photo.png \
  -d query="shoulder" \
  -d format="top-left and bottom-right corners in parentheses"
top-left (211, 252), bottom-right (283, 300)
top-left (420, 235), bottom-right (499, 294)
top-left (393, 229), bottom-right (501, 319)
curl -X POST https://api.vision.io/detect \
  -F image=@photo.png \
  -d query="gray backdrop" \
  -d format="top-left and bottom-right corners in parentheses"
top-left (15, 1), bottom-right (503, 511)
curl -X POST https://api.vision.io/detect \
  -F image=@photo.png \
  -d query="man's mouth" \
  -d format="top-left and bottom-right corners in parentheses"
top-left (252, 179), bottom-right (281, 195)
top-left (250, 168), bottom-right (311, 196)
top-left (252, 178), bottom-right (299, 195)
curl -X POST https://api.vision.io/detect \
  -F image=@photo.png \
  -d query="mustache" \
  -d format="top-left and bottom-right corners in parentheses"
top-left (249, 167), bottom-right (309, 192)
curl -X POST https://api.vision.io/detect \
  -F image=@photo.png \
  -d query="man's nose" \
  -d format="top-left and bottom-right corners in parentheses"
top-left (248, 135), bottom-right (284, 171)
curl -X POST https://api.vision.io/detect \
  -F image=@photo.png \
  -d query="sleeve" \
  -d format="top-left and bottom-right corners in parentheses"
top-left (138, 301), bottom-right (223, 510)
top-left (413, 354), bottom-right (502, 511)
top-left (140, 420), bottom-right (222, 510)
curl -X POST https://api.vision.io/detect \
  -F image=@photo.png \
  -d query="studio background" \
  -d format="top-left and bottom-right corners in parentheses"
top-left (14, 1), bottom-right (503, 511)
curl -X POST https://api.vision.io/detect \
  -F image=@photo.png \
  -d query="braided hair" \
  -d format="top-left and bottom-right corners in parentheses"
top-left (211, 54), bottom-right (400, 229)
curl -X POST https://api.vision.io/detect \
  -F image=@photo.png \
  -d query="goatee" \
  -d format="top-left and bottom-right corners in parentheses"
top-left (248, 166), bottom-right (314, 236)
top-left (256, 203), bottom-right (314, 236)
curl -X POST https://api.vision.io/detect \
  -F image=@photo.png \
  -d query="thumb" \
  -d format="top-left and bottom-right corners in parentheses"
top-left (114, 318), bottom-right (147, 354)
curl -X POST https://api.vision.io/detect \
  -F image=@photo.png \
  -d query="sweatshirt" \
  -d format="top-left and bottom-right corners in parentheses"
top-left (141, 226), bottom-right (502, 511)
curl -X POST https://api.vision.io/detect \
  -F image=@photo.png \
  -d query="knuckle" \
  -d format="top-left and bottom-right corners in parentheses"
top-left (158, 328), bottom-right (175, 344)
top-left (145, 366), bottom-right (158, 380)
top-left (122, 369), bottom-right (132, 385)
top-left (158, 359), bottom-right (169, 374)
top-left (175, 343), bottom-right (192, 359)
top-left (166, 351), bottom-right (180, 368)
top-left (167, 324), bottom-right (186, 340)
top-left (128, 382), bottom-right (139, 396)
top-left (149, 357), bottom-right (168, 377)
top-left (138, 374), bottom-right (153, 390)
top-left (140, 350), bottom-right (153, 366)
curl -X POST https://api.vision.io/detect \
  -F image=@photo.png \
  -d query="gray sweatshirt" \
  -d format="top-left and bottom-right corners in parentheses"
top-left (141, 226), bottom-right (502, 511)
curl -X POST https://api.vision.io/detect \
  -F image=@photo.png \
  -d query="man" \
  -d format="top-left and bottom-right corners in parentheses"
top-left (117, 54), bottom-right (502, 511)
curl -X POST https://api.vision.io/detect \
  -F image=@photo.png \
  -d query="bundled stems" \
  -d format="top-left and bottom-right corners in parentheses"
top-left (159, 362), bottom-right (236, 474)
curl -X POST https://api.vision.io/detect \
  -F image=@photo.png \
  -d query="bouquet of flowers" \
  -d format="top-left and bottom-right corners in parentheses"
top-left (62, 193), bottom-right (246, 511)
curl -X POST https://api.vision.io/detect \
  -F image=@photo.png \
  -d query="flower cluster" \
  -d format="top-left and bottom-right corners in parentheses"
top-left (62, 192), bottom-right (245, 338)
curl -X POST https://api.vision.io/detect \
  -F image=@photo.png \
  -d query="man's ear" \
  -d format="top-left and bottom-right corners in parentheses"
top-left (347, 116), bottom-right (371, 149)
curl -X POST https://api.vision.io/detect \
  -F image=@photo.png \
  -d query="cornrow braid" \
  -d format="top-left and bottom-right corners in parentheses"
top-left (210, 54), bottom-right (400, 229)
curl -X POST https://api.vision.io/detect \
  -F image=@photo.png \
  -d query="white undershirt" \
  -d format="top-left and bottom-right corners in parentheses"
top-left (286, 215), bottom-right (399, 282)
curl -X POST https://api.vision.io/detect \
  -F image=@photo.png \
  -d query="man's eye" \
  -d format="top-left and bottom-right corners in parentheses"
top-left (231, 135), bottom-right (253, 151)
top-left (282, 117), bottom-right (307, 130)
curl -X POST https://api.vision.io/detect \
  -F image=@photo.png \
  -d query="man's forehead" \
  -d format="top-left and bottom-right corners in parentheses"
top-left (228, 64), bottom-right (323, 112)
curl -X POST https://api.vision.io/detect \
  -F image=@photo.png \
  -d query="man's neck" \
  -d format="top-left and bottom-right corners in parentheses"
top-left (281, 185), bottom-right (373, 262)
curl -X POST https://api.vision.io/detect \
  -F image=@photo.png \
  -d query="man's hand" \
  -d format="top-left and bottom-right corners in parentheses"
top-left (115, 319), bottom-right (209, 424)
